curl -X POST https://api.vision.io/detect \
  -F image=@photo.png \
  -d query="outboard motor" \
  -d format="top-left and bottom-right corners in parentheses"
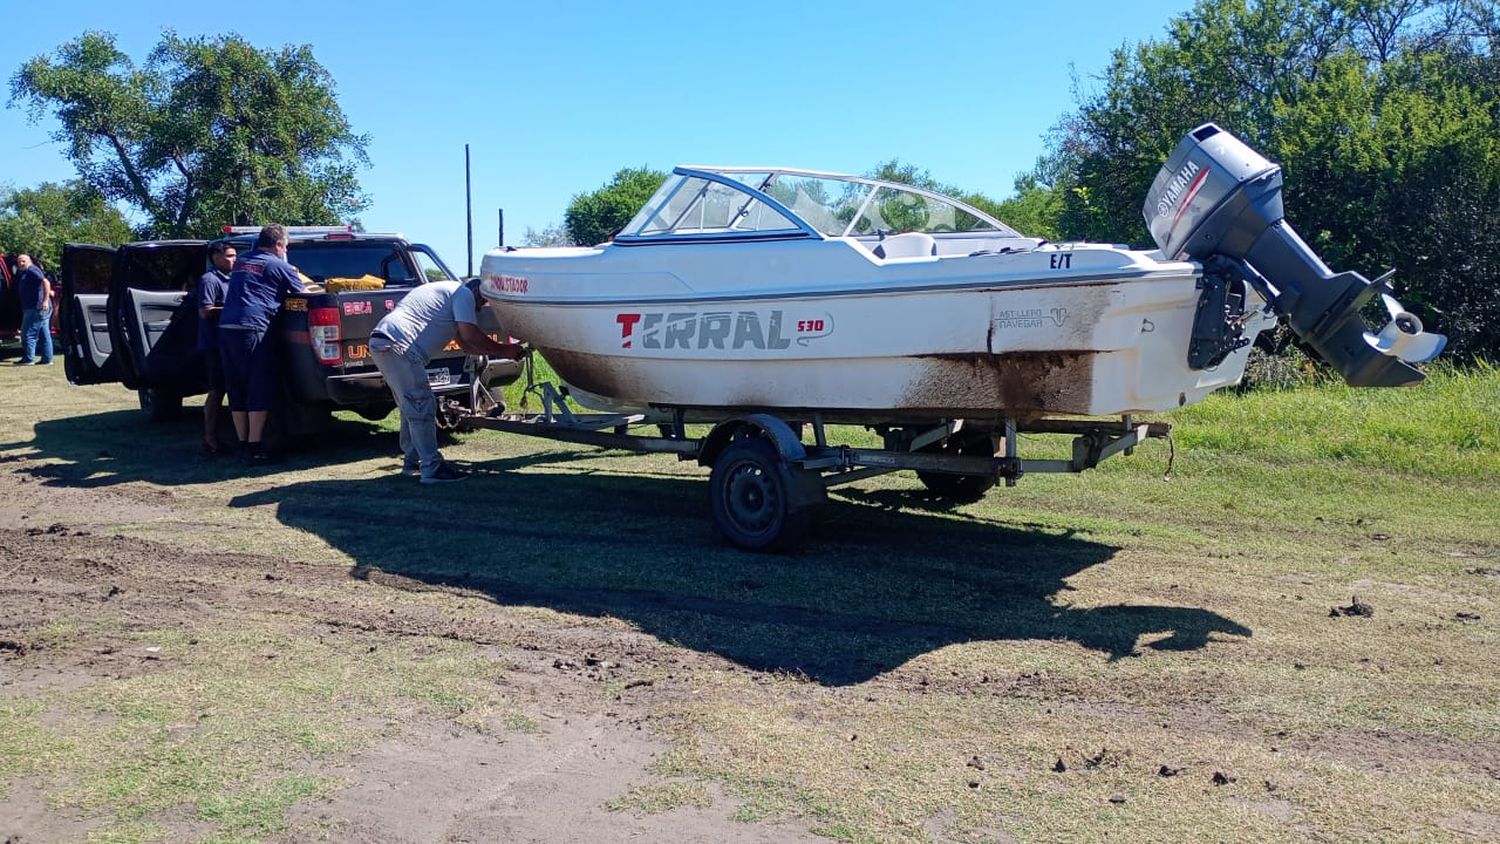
top-left (1145, 123), bottom-right (1445, 387)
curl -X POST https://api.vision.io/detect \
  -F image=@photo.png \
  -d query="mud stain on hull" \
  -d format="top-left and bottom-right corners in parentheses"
top-left (538, 347), bottom-right (1097, 418)
top-left (539, 348), bottom-right (651, 403)
top-left (903, 351), bottom-right (1097, 417)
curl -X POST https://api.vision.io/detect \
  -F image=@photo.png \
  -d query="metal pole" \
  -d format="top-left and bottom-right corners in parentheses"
top-left (498, 208), bottom-right (505, 247)
top-left (465, 144), bottom-right (474, 277)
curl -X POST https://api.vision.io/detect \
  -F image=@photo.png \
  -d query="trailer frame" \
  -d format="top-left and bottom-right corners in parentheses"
top-left (451, 380), bottom-right (1169, 550)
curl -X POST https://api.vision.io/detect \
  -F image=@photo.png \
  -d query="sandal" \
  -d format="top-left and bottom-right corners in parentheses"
top-left (200, 439), bottom-right (223, 457)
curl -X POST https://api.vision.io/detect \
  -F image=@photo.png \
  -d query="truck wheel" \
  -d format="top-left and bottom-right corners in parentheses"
top-left (916, 432), bottom-right (998, 503)
top-left (709, 437), bottom-right (820, 551)
top-left (138, 388), bottom-right (182, 422)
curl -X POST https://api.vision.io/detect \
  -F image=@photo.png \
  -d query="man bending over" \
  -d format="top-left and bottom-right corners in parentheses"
top-left (369, 278), bottom-right (524, 483)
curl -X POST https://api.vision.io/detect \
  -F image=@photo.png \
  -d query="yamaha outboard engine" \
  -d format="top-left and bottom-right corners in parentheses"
top-left (1145, 123), bottom-right (1445, 387)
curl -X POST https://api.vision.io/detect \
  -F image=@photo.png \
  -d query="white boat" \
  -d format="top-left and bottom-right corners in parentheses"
top-left (479, 125), bottom-right (1443, 421)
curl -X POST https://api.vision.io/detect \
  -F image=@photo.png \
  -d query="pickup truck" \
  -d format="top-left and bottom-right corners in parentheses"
top-left (58, 229), bottom-right (520, 439)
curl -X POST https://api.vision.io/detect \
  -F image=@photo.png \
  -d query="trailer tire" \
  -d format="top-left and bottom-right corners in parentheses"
top-left (916, 432), bottom-right (998, 503)
top-left (709, 437), bottom-right (820, 552)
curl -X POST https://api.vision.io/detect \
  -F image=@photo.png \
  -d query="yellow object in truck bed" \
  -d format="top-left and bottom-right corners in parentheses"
top-left (324, 274), bottom-right (386, 292)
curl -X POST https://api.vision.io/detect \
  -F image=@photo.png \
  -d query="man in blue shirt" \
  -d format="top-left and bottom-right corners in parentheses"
top-left (14, 254), bottom-right (52, 366)
top-left (369, 279), bottom-right (523, 483)
top-left (197, 242), bottom-right (236, 455)
top-left (219, 225), bottom-right (304, 461)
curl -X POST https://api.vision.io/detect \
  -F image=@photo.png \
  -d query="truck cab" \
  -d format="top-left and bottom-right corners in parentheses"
top-left (58, 229), bottom-right (520, 434)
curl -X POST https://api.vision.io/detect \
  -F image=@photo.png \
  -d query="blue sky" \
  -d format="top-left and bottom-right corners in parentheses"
top-left (1, 0), bottom-right (1194, 271)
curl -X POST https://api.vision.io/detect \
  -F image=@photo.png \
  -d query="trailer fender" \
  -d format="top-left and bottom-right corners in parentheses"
top-left (698, 413), bottom-right (807, 468)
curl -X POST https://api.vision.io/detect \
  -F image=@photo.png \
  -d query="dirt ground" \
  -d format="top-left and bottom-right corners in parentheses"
top-left (0, 507), bottom-right (823, 843)
top-left (3, 359), bottom-right (1498, 843)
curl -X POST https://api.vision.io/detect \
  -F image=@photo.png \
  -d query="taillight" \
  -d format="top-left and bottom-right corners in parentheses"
top-left (309, 307), bottom-right (342, 365)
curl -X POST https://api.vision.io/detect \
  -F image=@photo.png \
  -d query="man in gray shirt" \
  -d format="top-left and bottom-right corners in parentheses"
top-left (369, 279), bottom-right (523, 483)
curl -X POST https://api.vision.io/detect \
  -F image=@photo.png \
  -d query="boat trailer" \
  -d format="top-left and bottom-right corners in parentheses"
top-left (449, 379), bottom-right (1167, 551)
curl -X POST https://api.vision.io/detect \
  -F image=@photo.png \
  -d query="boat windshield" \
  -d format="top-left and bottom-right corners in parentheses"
top-left (621, 173), bottom-right (806, 239)
top-left (619, 167), bottom-right (1020, 241)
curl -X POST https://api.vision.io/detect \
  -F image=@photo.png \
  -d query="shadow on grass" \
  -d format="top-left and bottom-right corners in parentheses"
top-left (0, 409), bottom-right (385, 488)
top-left (4, 408), bottom-right (600, 488)
top-left (227, 457), bottom-right (1251, 685)
top-left (9, 406), bottom-right (1251, 682)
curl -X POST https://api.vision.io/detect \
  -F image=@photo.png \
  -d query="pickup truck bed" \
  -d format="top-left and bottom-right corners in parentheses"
top-left (60, 232), bottom-right (520, 434)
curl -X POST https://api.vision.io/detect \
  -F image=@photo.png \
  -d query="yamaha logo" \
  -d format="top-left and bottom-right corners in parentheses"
top-left (1156, 159), bottom-right (1203, 218)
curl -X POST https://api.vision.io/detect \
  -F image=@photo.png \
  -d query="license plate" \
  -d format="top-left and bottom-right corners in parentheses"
top-left (426, 368), bottom-right (452, 386)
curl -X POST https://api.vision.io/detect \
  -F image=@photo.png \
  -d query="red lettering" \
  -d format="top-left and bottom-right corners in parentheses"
top-left (617, 313), bottom-right (642, 348)
top-left (495, 274), bottom-right (529, 293)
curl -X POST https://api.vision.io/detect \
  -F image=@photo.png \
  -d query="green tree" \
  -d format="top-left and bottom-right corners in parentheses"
top-left (966, 170), bottom-right (1066, 241)
top-left (522, 223), bottom-right (574, 247)
top-left (564, 167), bottom-right (667, 245)
top-left (0, 180), bottom-right (133, 271)
top-left (9, 30), bottom-right (369, 238)
top-left (868, 158), bottom-right (1062, 237)
top-left (865, 159), bottom-right (961, 196)
top-left (1035, 0), bottom-right (1500, 357)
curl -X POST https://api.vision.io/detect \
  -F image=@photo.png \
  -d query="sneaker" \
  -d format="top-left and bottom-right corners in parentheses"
top-left (420, 463), bottom-right (469, 484)
top-left (402, 457), bottom-right (420, 476)
top-left (37, 360), bottom-right (52, 365)
top-left (247, 445), bottom-right (280, 465)
top-left (15, 360), bottom-right (34, 366)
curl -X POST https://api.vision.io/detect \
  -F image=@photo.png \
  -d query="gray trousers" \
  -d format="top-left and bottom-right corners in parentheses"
top-left (370, 343), bottom-right (444, 478)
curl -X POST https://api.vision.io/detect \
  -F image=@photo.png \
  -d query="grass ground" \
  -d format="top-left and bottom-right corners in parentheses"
top-left (1, 347), bottom-right (1496, 842)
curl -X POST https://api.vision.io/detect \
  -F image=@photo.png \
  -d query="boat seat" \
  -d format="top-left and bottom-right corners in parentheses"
top-left (872, 232), bottom-right (937, 259)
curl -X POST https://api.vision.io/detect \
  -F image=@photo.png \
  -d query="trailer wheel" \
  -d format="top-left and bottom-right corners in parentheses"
top-left (916, 432), bottom-right (998, 503)
top-left (709, 437), bottom-right (819, 551)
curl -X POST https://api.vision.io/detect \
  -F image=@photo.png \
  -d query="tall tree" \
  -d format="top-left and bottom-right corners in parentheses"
top-left (864, 159), bottom-right (1063, 238)
top-left (9, 30), bottom-right (370, 238)
top-left (522, 223), bottom-right (574, 247)
top-left (1035, 0), bottom-right (1500, 358)
top-left (0, 180), bottom-right (133, 271)
top-left (564, 167), bottom-right (667, 246)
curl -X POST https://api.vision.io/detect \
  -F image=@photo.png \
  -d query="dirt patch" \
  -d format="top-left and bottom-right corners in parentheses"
top-left (281, 717), bottom-right (819, 844)
top-left (0, 519), bottom-right (822, 844)
top-left (0, 779), bottom-right (103, 843)
top-left (1437, 811), bottom-right (1500, 838)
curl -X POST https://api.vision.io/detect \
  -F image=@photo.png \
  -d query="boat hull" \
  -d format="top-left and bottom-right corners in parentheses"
top-left (484, 269), bottom-right (1270, 419)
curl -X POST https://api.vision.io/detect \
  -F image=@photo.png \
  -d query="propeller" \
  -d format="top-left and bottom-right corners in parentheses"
top-left (1367, 288), bottom-right (1446, 363)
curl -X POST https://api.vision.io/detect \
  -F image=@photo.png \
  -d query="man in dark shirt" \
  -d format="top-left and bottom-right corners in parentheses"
top-left (197, 242), bottom-right (237, 454)
top-left (218, 225), bottom-right (304, 461)
top-left (14, 254), bottom-right (52, 366)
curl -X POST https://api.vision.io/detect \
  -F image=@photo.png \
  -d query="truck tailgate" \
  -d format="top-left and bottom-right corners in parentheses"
top-left (330, 289), bottom-right (468, 374)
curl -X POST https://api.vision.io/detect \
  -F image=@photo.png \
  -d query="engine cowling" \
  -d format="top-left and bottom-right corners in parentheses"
top-left (1144, 123), bottom-right (1445, 387)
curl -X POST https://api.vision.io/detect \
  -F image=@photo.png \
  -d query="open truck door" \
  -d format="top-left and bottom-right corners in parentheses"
top-left (107, 241), bottom-right (210, 418)
top-left (60, 244), bottom-right (120, 385)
